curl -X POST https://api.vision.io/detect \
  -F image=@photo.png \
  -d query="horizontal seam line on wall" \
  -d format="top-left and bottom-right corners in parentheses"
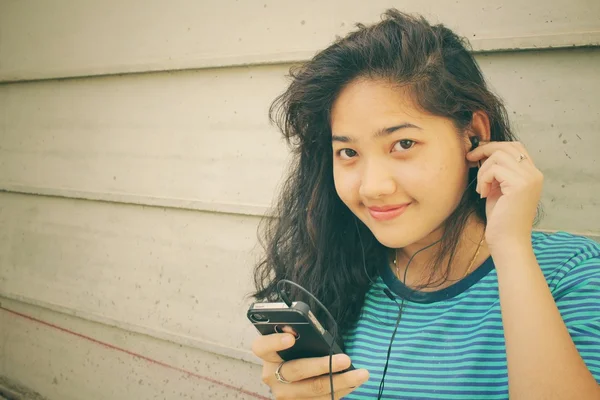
top-left (0, 184), bottom-right (270, 218)
top-left (0, 184), bottom-right (598, 241)
top-left (0, 292), bottom-right (262, 366)
top-left (1, 31), bottom-right (599, 84)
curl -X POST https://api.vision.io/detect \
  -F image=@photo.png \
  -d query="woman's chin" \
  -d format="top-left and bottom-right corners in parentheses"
top-left (369, 228), bottom-right (423, 249)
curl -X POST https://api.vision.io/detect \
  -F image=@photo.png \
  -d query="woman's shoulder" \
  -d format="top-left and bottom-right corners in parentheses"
top-left (531, 230), bottom-right (600, 296)
top-left (532, 230), bottom-right (600, 261)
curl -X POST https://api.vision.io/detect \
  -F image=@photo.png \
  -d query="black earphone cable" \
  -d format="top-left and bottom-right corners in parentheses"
top-left (355, 137), bottom-right (481, 398)
top-left (377, 294), bottom-right (404, 399)
top-left (270, 137), bottom-right (481, 400)
top-left (276, 279), bottom-right (338, 400)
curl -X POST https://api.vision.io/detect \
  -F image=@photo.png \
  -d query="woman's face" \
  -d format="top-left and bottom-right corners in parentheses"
top-left (331, 79), bottom-right (472, 249)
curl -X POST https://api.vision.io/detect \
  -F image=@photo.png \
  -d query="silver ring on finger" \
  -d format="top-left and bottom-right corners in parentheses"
top-left (517, 153), bottom-right (528, 163)
top-left (275, 361), bottom-right (292, 384)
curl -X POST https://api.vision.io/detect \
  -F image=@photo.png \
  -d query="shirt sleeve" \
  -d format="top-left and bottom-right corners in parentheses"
top-left (553, 252), bottom-right (600, 384)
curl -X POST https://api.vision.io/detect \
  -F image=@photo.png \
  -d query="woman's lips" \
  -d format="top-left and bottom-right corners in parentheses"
top-left (367, 203), bottom-right (411, 221)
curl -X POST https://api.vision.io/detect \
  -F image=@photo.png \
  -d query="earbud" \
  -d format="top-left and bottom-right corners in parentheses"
top-left (469, 136), bottom-right (482, 170)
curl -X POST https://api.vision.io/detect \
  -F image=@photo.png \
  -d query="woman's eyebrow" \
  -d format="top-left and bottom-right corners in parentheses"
top-left (332, 123), bottom-right (422, 143)
top-left (375, 123), bottom-right (422, 138)
top-left (331, 134), bottom-right (353, 143)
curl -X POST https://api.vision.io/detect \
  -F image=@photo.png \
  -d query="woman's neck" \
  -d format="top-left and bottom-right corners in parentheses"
top-left (394, 216), bottom-right (489, 290)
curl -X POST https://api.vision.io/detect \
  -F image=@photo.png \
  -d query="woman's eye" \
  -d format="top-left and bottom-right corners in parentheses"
top-left (393, 140), bottom-right (416, 152)
top-left (338, 148), bottom-right (358, 160)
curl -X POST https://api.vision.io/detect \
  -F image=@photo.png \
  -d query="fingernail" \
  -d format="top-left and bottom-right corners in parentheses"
top-left (334, 354), bottom-right (349, 365)
top-left (281, 335), bottom-right (293, 346)
top-left (355, 369), bottom-right (369, 381)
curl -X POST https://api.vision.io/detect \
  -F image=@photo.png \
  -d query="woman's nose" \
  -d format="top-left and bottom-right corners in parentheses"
top-left (358, 161), bottom-right (397, 199)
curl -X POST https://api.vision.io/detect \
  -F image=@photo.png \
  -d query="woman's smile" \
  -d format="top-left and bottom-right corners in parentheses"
top-left (366, 202), bottom-right (411, 221)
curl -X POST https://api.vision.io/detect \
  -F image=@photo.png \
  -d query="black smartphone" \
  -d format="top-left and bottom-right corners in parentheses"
top-left (247, 301), bottom-right (354, 370)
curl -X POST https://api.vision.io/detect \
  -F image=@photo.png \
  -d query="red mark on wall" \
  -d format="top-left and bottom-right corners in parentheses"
top-left (0, 306), bottom-right (269, 400)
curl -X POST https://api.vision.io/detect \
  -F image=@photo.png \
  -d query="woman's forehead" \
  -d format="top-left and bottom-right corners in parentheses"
top-left (332, 80), bottom-right (432, 122)
top-left (330, 81), bottom-right (451, 139)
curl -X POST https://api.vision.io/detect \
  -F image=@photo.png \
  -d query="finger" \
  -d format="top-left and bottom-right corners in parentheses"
top-left (251, 333), bottom-right (295, 363)
top-left (334, 387), bottom-right (358, 400)
top-left (282, 325), bottom-right (299, 337)
top-left (311, 386), bottom-right (359, 400)
top-left (478, 164), bottom-right (524, 198)
top-left (476, 150), bottom-right (525, 193)
top-left (279, 368), bottom-right (369, 398)
top-left (467, 141), bottom-right (527, 162)
top-left (278, 353), bottom-right (352, 382)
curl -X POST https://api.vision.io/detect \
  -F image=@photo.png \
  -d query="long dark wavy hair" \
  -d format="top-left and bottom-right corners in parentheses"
top-left (252, 9), bottom-right (520, 340)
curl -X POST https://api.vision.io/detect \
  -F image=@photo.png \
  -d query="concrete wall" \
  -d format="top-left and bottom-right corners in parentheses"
top-left (0, 1), bottom-right (598, 399)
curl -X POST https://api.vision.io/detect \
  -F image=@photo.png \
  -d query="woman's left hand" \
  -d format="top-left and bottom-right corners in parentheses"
top-left (466, 142), bottom-right (543, 249)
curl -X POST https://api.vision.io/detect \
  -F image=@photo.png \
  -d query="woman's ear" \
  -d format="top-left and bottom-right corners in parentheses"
top-left (465, 111), bottom-right (491, 167)
top-left (469, 110), bottom-right (491, 144)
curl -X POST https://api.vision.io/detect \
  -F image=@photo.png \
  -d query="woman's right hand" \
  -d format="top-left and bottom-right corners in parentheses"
top-left (251, 332), bottom-right (370, 399)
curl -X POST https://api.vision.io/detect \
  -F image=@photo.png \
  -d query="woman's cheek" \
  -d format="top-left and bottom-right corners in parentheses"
top-left (419, 164), bottom-right (466, 208)
top-left (334, 169), bottom-right (360, 206)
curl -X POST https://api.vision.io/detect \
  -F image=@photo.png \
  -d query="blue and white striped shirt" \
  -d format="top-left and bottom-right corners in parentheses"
top-left (344, 231), bottom-right (600, 399)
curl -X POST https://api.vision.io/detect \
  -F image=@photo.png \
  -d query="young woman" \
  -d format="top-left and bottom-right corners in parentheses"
top-left (250, 9), bottom-right (600, 399)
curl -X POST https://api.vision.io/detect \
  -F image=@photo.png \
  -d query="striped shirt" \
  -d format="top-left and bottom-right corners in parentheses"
top-left (343, 231), bottom-right (600, 399)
